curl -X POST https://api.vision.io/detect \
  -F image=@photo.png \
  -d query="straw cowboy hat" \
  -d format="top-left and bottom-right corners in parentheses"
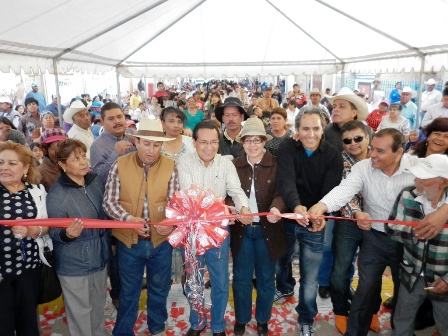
top-left (63, 100), bottom-right (88, 123)
top-left (127, 117), bottom-right (174, 142)
top-left (327, 87), bottom-right (368, 121)
top-left (236, 117), bottom-right (272, 143)
top-left (400, 86), bottom-right (417, 98)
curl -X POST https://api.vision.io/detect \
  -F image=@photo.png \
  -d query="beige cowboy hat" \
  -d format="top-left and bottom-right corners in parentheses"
top-left (235, 117), bottom-right (272, 143)
top-left (63, 100), bottom-right (88, 124)
top-left (309, 88), bottom-right (323, 97)
top-left (127, 117), bottom-right (174, 142)
top-left (327, 87), bottom-right (368, 121)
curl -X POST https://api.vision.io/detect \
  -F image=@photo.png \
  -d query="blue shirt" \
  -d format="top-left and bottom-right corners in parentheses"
top-left (44, 102), bottom-right (66, 115)
top-left (183, 109), bottom-right (205, 131)
top-left (25, 91), bottom-right (47, 113)
top-left (90, 130), bottom-right (136, 184)
top-left (401, 101), bottom-right (417, 129)
top-left (389, 89), bottom-right (401, 104)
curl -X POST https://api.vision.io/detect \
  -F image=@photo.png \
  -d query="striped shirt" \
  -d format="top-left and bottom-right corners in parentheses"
top-left (339, 150), bottom-right (364, 217)
top-left (103, 160), bottom-right (178, 222)
top-left (321, 153), bottom-right (420, 232)
top-left (177, 152), bottom-right (249, 212)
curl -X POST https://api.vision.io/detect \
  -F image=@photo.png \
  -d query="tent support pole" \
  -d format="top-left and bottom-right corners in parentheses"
top-left (52, 59), bottom-right (63, 124)
top-left (415, 56), bottom-right (426, 129)
top-left (116, 67), bottom-right (121, 106)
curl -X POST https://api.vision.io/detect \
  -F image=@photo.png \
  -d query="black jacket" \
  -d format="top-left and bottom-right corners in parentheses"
top-left (276, 138), bottom-right (343, 211)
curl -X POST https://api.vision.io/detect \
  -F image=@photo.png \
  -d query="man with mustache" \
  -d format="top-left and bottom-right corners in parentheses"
top-left (215, 97), bottom-right (249, 158)
top-left (90, 102), bottom-right (135, 184)
top-left (90, 102), bottom-right (136, 310)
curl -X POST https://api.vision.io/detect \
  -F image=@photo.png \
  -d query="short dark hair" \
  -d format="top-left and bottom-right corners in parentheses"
top-left (341, 120), bottom-right (369, 136)
top-left (14, 105), bottom-right (24, 112)
top-left (192, 120), bottom-right (220, 140)
top-left (161, 107), bottom-right (186, 123)
top-left (0, 117), bottom-right (16, 130)
top-left (443, 86), bottom-right (448, 96)
top-left (157, 82), bottom-right (164, 87)
top-left (295, 108), bottom-right (326, 129)
top-left (264, 86), bottom-right (273, 91)
top-left (373, 128), bottom-right (405, 152)
top-left (101, 102), bottom-right (122, 119)
top-left (30, 142), bottom-right (43, 151)
top-left (25, 97), bottom-right (39, 106)
top-left (389, 103), bottom-right (402, 111)
top-left (55, 139), bottom-right (87, 172)
top-left (288, 100), bottom-right (297, 107)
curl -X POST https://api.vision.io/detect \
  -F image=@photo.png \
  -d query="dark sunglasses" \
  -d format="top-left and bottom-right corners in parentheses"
top-left (342, 135), bottom-right (364, 145)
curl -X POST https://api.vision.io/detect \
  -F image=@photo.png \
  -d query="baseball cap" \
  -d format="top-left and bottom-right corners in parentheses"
top-left (406, 154), bottom-right (448, 179)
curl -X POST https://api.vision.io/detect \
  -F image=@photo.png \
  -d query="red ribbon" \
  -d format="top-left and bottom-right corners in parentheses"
top-left (1, 213), bottom-right (447, 229)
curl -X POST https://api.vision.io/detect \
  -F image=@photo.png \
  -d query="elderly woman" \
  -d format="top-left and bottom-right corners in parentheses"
top-left (160, 107), bottom-right (195, 162)
top-left (0, 141), bottom-right (49, 335)
top-left (229, 117), bottom-right (287, 336)
top-left (31, 110), bottom-right (57, 142)
top-left (38, 128), bottom-right (69, 191)
top-left (47, 139), bottom-right (110, 336)
top-left (265, 107), bottom-right (292, 156)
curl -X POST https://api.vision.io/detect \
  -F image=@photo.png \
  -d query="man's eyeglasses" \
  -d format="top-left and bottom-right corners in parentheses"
top-left (243, 138), bottom-right (263, 145)
top-left (342, 135), bottom-right (364, 145)
top-left (197, 140), bottom-right (219, 146)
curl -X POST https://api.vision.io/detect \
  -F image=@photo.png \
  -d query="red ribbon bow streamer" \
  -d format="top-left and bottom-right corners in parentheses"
top-left (165, 185), bottom-right (230, 328)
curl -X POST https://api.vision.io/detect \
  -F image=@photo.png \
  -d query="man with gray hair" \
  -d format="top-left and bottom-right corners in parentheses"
top-left (275, 108), bottom-right (343, 336)
top-left (386, 154), bottom-right (448, 334)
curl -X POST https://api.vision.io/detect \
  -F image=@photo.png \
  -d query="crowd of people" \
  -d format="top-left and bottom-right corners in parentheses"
top-left (0, 77), bottom-right (447, 336)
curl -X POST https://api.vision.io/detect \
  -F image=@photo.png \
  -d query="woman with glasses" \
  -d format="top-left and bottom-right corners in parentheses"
top-left (265, 107), bottom-right (292, 156)
top-left (229, 117), bottom-right (287, 336)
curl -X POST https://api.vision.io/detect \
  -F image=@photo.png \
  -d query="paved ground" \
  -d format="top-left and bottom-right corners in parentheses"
top-left (38, 262), bottom-right (438, 335)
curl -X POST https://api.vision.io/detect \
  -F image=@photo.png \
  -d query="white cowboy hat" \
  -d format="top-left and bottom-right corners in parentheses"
top-left (63, 100), bottom-right (88, 124)
top-left (400, 86), bottom-right (417, 99)
top-left (0, 96), bottom-right (12, 104)
top-left (327, 87), bottom-right (368, 121)
top-left (127, 118), bottom-right (174, 142)
top-left (425, 78), bottom-right (437, 85)
top-left (309, 88), bottom-right (323, 97)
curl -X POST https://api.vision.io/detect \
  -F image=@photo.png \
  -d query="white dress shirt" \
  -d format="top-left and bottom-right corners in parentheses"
top-left (421, 89), bottom-right (442, 112)
top-left (177, 152), bottom-right (249, 212)
top-left (321, 154), bottom-right (420, 232)
top-left (67, 123), bottom-right (94, 160)
top-left (421, 102), bottom-right (448, 127)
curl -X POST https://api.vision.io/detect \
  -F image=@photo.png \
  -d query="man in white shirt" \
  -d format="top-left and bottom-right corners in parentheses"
top-left (286, 100), bottom-right (299, 133)
top-left (421, 78), bottom-right (443, 118)
top-left (132, 102), bottom-right (149, 121)
top-left (421, 86), bottom-right (448, 127)
top-left (177, 121), bottom-right (251, 336)
top-left (308, 128), bottom-right (448, 336)
top-left (64, 100), bottom-right (94, 160)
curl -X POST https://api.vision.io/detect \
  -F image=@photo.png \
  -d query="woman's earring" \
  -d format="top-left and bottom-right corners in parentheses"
top-left (22, 173), bottom-right (28, 182)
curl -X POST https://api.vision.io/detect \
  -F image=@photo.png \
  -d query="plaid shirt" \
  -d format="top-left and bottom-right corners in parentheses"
top-left (386, 186), bottom-right (448, 301)
top-left (103, 159), bottom-right (178, 222)
top-left (339, 150), bottom-right (365, 217)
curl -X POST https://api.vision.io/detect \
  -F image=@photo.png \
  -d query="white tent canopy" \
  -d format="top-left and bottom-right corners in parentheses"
top-left (1, 0), bottom-right (448, 77)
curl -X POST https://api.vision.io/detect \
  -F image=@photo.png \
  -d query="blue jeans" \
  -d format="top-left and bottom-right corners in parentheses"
top-left (329, 220), bottom-right (362, 316)
top-left (285, 220), bottom-right (324, 325)
top-left (113, 240), bottom-right (172, 336)
top-left (275, 221), bottom-right (297, 294)
top-left (186, 236), bottom-right (230, 333)
top-left (318, 219), bottom-right (334, 287)
top-left (233, 225), bottom-right (276, 324)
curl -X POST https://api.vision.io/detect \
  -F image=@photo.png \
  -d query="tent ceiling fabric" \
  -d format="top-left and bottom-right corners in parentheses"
top-left (1, 0), bottom-right (447, 77)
